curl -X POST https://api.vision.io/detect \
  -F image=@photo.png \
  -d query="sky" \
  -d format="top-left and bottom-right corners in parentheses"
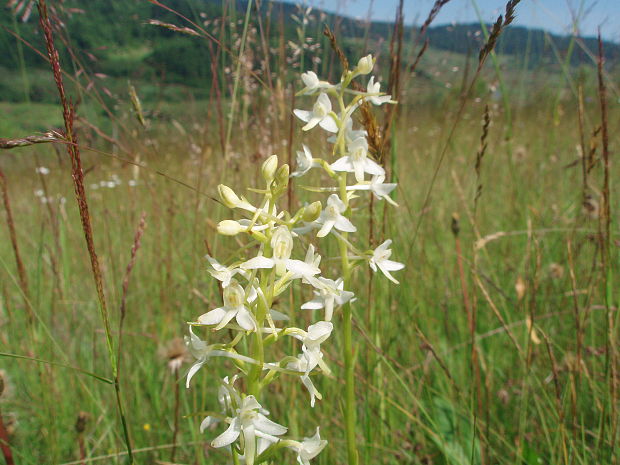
top-left (305, 0), bottom-right (620, 42)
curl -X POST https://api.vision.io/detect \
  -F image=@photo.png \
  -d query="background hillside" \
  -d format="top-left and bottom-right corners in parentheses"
top-left (1, 0), bottom-right (618, 105)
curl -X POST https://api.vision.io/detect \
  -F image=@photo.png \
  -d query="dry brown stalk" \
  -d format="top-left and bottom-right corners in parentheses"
top-left (409, 39), bottom-right (429, 74)
top-left (415, 326), bottom-right (459, 393)
top-left (0, 168), bottom-right (33, 323)
top-left (37, 1), bottom-right (133, 460)
top-left (408, 0), bottom-right (522, 258)
top-left (383, 0), bottom-right (404, 143)
top-left (478, 1), bottom-right (521, 70)
top-left (596, 31), bottom-right (617, 458)
top-left (577, 84), bottom-right (588, 198)
top-left (74, 412), bottom-right (88, 465)
top-left (117, 212), bottom-right (148, 376)
top-left (451, 214), bottom-right (472, 330)
top-left (322, 24), bottom-right (348, 72)
top-left (420, 0), bottom-right (452, 37)
top-left (0, 373), bottom-right (14, 465)
top-left (474, 105), bottom-right (491, 214)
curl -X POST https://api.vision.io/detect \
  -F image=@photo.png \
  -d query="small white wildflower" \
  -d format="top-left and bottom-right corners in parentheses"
top-left (210, 396), bottom-right (287, 465)
top-left (287, 353), bottom-right (323, 407)
top-left (287, 428), bottom-right (328, 465)
top-left (298, 71), bottom-right (335, 95)
top-left (301, 277), bottom-right (354, 321)
top-left (291, 145), bottom-right (318, 177)
top-left (347, 175), bottom-right (398, 205)
top-left (293, 92), bottom-right (338, 133)
top-left (35, 166), bottom-right (50, 175)
top-left (205, 255), bottom-right (246, 287)
top-left (241, 226), bottom-right (320, 279)
top-left (331, 137), bottom-right (385, 183)
top-left (198, 279), bottom-right (256, 331)
top-left (34, 189), bottom-right (44, 197)
top-left (369, 239), bottom-right (405, 284)
top-left (185, 327), bottom-right (219, 388)
top-left (366, 76), bottom-right (394, 106)
top-left (328, 117), bottom-right (366, 145)
top-left (315, 194), bottom-right (356, 238)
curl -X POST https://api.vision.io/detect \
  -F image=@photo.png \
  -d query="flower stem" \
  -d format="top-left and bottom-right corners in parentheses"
top-left (336, 84), bottom-right (359, 463)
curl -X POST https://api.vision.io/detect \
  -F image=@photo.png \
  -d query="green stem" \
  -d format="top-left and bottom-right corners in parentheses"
top-left (336, 85), bottom-right (359, 464)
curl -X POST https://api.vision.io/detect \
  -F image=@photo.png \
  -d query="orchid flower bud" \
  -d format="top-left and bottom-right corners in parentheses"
top-left (262, 155), bottom-right (279, 182)
top-left (271, 164), bottom-right (290, 196)
top-left (218, 184), bottom-right (242, 209)
top-left (303, 201), bottom-right (322, 223)
top-left (356, 54), bottom-right (374, 75)
top-left (217, 220), bottom-right (243, 236)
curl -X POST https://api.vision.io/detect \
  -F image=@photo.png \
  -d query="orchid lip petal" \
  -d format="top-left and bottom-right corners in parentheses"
top-left (211, 417), bottom-right (241, 448)
top-left (198, 307), bottom-right (226, 325)
top-left (255, 413), bottom-right (288, 436)
top-left (293, 109), bottom-right (311, 122)
top-left (242, 256), bottom-right (275, 270)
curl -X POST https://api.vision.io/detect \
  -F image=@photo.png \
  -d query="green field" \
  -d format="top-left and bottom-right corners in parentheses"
top-left (0, 1), bottom-right (618, 464)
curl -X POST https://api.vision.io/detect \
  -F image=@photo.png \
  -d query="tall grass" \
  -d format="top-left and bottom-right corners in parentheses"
top-left (0, 0), bottom-right (618, 464)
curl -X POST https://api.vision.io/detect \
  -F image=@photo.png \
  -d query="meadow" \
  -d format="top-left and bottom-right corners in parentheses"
top-left (0, 0), bottom-right (618, 464)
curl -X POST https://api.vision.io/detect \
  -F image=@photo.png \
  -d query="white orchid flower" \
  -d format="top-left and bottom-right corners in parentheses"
top-left (185, 333), bottom-right (260, 389)
top-left (316, 194), bottom-right (356, 238)
top-left (366, 76), bottom-right (394, 106)
top-left (328, 116), bottom-right (367, 146)
top-left (347, 174), bottom-right (398, 205)
top-left (369, 239), bottom-right (405, 284)
top-left (210, 395), bottom-right (287, 465)
top-left (293, 244), bottom-right (322, 282)
top-left (199, 375), bottom-right (241, 430)
top-left (301, 277), bottom-right (354, 321)
top-left (205, 255), bottom-right (248, 287)
top-left (298, 71), bottom-right (335, 95)
top-left (296, 321), bottom-right (333, 350)
top-left (331, 136), bottom-right (385, 183)
top-left (287, 354), bottom-right (323, 407)
top-left (287, 428), bottom-right (328, 465)
top-left (198, 279), bottom-right (256, 331)
top-left (294, 93), bottom-right (338, 133)
top-left (291, 145), bottom-right (319, 177)
top-left (185, 326), bottom-right (219, 388)
top-left (241, 226), bottom-right (320, 278)
top-left (288, 321), bottom-right (333, 375)
top-left (239, 437), bottom-right (274, 463)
